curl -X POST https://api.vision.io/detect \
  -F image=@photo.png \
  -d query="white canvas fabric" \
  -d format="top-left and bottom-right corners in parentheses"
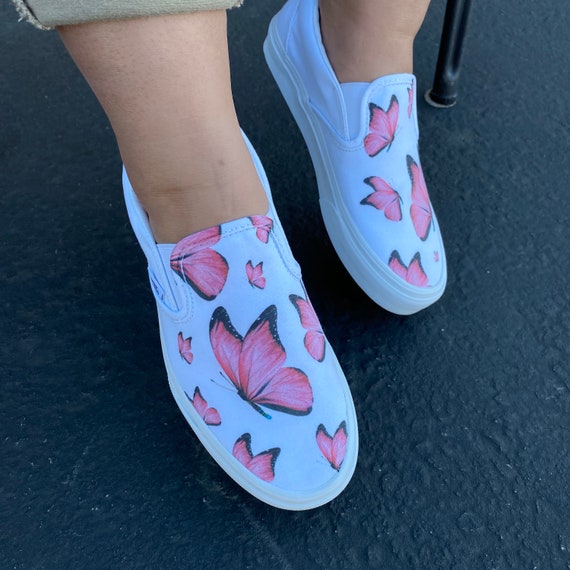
top-left (123, 133), bottom-right (358, 510)
top-left (264, 0), bottom-right (447, 315)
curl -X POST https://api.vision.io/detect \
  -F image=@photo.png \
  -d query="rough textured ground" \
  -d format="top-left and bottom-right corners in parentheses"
top-left (1, 0), bottom-right (569, 568)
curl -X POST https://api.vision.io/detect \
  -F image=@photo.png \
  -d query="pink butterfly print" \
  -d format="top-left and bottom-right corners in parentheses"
top-left (177, 332), bottom-right (193, 364)
top-left (388, 250), bottom-right (429, 287)
top-left (361, 176), bottom-right (403, 221)
top-left (407, 155), bottom-right (434, 241)
top-left (249, 215), bottom-right (273, 244)
top-left (407, 79), bottom-right (414, 119)
top-left (434, 251), bottom-right (440, 263)
top-left (170, 226), bottom-right (229, 300)
top-left (232, 433), bottom-right (280, 482)
top-left (246, 260), bottom-right (266, 289)
top-left (186, 387), bottom-right (221, 426)
top-left (209, 305), bottom-right (313, 418)
top-left (316, 421), bottom-right (347, 472)
top-left (364, 95), bottom-right (399, 156)
top-left (289, 294), bottom-right (326, 362)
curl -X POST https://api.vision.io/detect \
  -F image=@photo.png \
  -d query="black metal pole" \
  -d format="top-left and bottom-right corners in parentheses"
top-left (426, 0), bottom-right (473, 108)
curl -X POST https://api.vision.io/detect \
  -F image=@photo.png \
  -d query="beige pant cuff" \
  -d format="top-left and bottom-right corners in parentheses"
top-left (12, 0), bottom-right (243, 30)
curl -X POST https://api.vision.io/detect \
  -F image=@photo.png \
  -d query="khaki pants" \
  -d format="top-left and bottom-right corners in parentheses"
top-left (12, 0), bottom-right (243, 29)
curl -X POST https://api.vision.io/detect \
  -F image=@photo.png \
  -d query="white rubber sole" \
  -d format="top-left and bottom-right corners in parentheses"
top-left (264, 21), bottom-right (447, 315)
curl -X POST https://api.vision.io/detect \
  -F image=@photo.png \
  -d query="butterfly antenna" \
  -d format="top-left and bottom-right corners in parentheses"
top-left (210, 372), bottom-right (234, 392)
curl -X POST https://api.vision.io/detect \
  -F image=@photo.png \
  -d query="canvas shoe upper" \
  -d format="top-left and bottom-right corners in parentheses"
top-left (264, 0), bottom-right (447, 315)
top-left (122, 133), bottom-right (358, 510)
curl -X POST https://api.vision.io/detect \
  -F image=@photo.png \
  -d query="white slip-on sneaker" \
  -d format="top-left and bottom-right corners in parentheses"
top-left (122, 133), bottom-right (358, 510)
top-left (264, 0), bottom-right (447, 315)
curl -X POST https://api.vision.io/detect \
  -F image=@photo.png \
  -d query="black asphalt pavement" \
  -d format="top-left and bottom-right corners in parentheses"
top-left (2, 0), bottom-right (570, 568)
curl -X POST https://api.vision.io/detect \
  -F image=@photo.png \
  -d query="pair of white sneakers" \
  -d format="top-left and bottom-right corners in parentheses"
top-left (123, 0), bottom-right (446, 510)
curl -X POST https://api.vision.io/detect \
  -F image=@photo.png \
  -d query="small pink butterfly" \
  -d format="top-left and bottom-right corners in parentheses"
top-left (407, 79), bottom-right (415, 119)
top-left (246, 260), bottom-right (266, 289)
top-left (364, 95), bottom-right (399, 156)
top-left (209, 305), bottom-right (313, 418)
top-left (249, 215), bottom-right (273, 244)
top-left (289, 294), bottom-right (325, 362)
top-left (361, 176), bottom-right (403, 221)
top-left (186, 387), bottom-right (221, 426)
top-left (434, 251), bottom-right (439, 263)
top-left (177, 332), bottom-right (193, 364)
top-left (388, 251), bottom-right (429, 287)
top-left (232, 433), bottom-right (280, 482)
top-left (170, 226), bottom-right (229, 300)
top-left (316, 421), bottom-right (347, 472)
top-left (408, 155), bottom-right (433, 241)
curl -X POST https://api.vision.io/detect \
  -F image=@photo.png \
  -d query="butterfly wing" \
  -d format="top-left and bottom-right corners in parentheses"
top-left (238, 305), bottom-right (285, 394)
top-left (386, 94), bottom-right (399, 135)
top-left (250, 215), bottom-right (273, 244)
top-left (254, 366), bottom-right (313, 415)
top-left (177, 332), bottom-right (193, 364)
top-left (304, 331), bottom-right (326, 363)
top-left (170, 226), bottom-right (229, 300)
top-left (317, 422), bottom-right (347, 471)
top-left (406, 253), bottom-right (429, 287)
top-left (289, 294), bottom-right (320, 331)
top-left (173, 248), bottom-right (229, 300)
top-left (384, 198), bottom-right (403, 222)
top-left (239, 305), bottom-right (313, 415)
top-left (171, 225), bottom-right (222, 253)
top-left (388, 250), bottom-right (409, 281)
top-left (202, 407), bottom-right (222, 426)
top-left (316, 424), bottom-right (335, 467)
top-left (232, 433), bottom-right (280, 482)
top-left (247, 448), bottom-right (280, 482)
top-left (189, 387), bottom-right (222, 426)
top-left (232, 433), bottom-right (254, 465)
top-left (408, 156), bottom-right (433, 241)
top-left (290, 294), bottom-right (325, 362)
top-left (209, 307), bottom-right (243, 391)
top-left (190, 387), bottom-right (207, 416)
top-left (364, 103), bottom-right (389, 156)
top-left (246, 261), bottom-right (266, 289)
top-left (361, 177), bottom-right (402, 221)
top-left (407, 79), bottom-right (414, 118)
top-left (331, 421), bottom-right (348, 471)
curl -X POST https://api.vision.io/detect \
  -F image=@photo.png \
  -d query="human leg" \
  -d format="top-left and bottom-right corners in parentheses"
top-left (57, 10), bottom-right (358, 509)
top-left (58, 12), bottom-right (267, 243)
top-left (319, 0), bottom-right (431, 81)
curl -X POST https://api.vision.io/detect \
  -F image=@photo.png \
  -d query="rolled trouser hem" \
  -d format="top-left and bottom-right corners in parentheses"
top-left (12, 0), bottom-right (244, 30)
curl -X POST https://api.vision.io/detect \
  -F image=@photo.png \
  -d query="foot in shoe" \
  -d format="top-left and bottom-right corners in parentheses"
top-left (264, 0), bottom-right (447, 315)
top-left (123, 133), bottom-right (358, 510)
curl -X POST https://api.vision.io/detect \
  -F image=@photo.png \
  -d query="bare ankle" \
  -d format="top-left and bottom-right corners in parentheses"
top-left (129, 138), bottom-right (268, 244)
top-left (319, 0), bottom-right (427, 82)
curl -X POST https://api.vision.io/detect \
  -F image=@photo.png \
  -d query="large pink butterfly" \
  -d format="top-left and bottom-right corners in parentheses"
top-left (361, 176), bottom-right (403, 221)
top-left (177, 332), bottom-right (193, 364)
top-left (246, 260), bottom-right (266, 289)
top-left (316, 421), bottom-right (347, 472)
top-left (364, 95), bottom-right (399, 156)
top-left (232, 433), bottom-right (280, 482)
top-left (408, 155), bottom-right (433, 241)
top-left (170, 226), bottom-right (229, 300)
top-left (289, 294), bottom-right (325, 362)
top-left (388, 250), bottom-right (429, 287)
top-left (186, 387), bottom-right (221, 426)
top-left (407, 79), bottom-right (414, 119)
top-left (209, 305), bottom-right (313, 418)
top-left (249, 215), bottom-right (273, 244)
